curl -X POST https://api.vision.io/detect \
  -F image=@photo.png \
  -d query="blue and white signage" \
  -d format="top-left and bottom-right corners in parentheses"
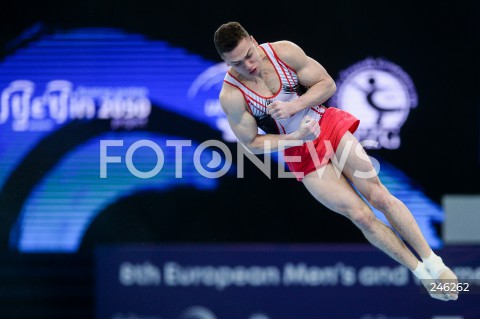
top-left (96, 245), bottom-right (480, 319)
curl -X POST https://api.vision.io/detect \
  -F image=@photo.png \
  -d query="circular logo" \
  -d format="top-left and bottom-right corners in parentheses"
top-left (333, 58), bottom-right (417, 149)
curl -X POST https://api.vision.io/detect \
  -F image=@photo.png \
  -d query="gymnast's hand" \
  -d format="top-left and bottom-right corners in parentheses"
top-left (293, 115), bottom-right (320, 141)
top-left (267, 101), bottom-right (298, 120)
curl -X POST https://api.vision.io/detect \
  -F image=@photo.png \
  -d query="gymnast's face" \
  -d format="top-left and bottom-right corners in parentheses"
top-left (222, 36), bottom-right (262, 78)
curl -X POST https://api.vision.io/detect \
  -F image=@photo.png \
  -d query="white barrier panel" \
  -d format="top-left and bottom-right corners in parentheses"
top-left (443, 195), bottom-right (480, 244)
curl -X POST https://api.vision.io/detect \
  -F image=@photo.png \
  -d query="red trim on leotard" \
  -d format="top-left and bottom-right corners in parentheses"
top-left (267, 42), bottom-right (297, 72)
top-left (224, 79), bottom-right (283, 133)
top-left (226, 62), bottom-right (282, 100)
top-left (224, 80), bottom-right (265, 114)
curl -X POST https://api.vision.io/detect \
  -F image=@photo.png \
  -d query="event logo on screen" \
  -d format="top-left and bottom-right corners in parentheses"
top-left (0, 80), bottom-right (151, 131)
top-left (333, 58), bottom-right (418, 149)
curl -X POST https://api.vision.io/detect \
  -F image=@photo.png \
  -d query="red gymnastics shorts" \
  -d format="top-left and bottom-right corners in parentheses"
top-left (283, 106), bottom-right (360, 181)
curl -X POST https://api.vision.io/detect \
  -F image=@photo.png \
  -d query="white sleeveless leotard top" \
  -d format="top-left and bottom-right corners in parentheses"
top-left (223, 43), bottom-right (326, 134)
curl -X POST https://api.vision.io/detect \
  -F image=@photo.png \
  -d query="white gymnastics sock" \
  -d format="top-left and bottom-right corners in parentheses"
top-left (422, 251), bottom-right (448, 279)
top-left (412, 261), bottom-right (433, 279)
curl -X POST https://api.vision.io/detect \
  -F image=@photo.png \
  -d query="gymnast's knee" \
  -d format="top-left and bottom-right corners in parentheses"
top-left (366, 181), bottom-right (394, 212)
top-left (346, 204), bottom-right (375, 232)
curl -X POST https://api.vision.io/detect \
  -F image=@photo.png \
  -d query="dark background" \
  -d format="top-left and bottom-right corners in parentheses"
top-left (0, 0), bottom-right (479, 318)
top-left (2, 0), bottom-right (478, 201)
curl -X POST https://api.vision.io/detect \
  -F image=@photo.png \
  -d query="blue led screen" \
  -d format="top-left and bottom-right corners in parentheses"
top-left (0, 27), bottom-right (444, 252)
